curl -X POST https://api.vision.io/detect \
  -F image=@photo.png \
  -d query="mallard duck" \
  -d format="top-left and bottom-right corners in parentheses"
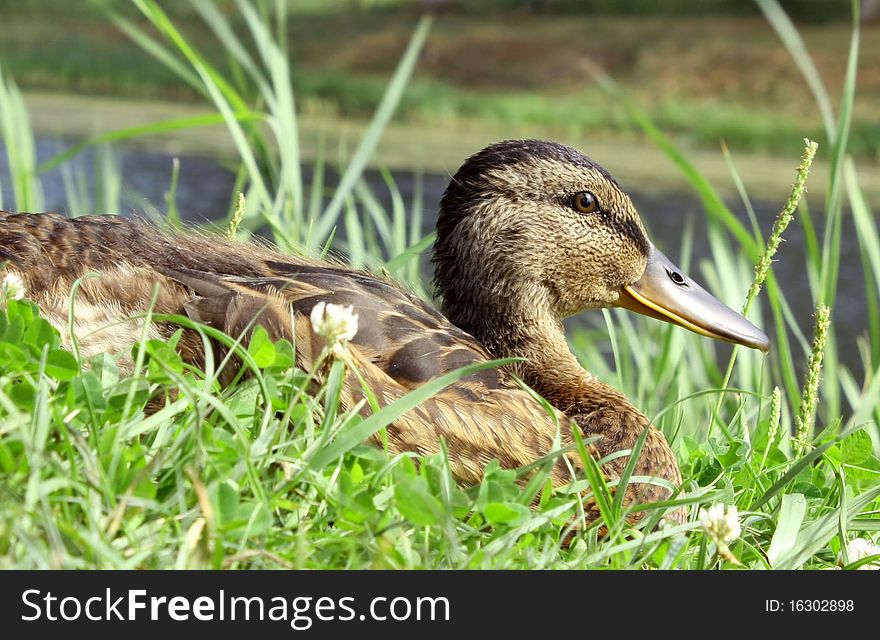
top-left (0, 139), bottom-right (767, 522)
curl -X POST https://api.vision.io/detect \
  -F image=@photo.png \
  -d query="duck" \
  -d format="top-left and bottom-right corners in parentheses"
top-left (0, 139), bottom-right (768, 524)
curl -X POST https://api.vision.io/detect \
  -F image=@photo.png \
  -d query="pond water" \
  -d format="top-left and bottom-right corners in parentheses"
top-left (0, 137), bottom-right (871, 375)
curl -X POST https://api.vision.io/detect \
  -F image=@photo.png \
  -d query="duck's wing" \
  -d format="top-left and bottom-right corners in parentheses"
top-left (156, 262), bottom-right (508, 394)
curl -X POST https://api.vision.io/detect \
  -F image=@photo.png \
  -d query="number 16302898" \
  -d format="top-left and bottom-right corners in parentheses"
top-left (765, 600), bottom-right (854, 612)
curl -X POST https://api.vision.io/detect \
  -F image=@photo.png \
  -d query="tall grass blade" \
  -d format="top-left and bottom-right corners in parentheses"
top-left (311, 16), bottom-right (432, 247)
top-left (767, 493), bottom-right (806, 567)
top-left (755, 0), bottom-right (836, 141)
top-left (0, 68), bottom-right (44, 211)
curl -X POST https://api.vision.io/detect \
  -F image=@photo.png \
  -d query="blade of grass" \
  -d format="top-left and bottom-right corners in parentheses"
top-left (307, 357), bottom-right (517, 471)
top-left (767, 492), bottom-right (806, 567)
top-left (311, 16), bottom-right (432, 247)
top-left (755, 0), bottom-right (836, 141)
top-left (36, 112), bottom-right (260, 175)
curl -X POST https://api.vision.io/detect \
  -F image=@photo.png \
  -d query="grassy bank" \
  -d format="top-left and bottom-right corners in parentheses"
top-left (0, 2), bottom-right (878, 161)
top-left (0, 0), bottom-right (878, 570)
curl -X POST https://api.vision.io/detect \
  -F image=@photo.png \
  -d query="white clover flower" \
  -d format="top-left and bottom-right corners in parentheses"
top-left (1, 272), bottom-right (27, 302)
top-left (699, 503), bottom-right (741, 544)
top-left (310, 301), bottom-right (358, 354)
top-left (698, 503), bottom-right (742, 564)
top-left (840, 538), bottom-right (880, 570)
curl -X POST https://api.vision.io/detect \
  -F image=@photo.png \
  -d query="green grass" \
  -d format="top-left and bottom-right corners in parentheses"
top-left (0, 0), bottom-right (879, 569)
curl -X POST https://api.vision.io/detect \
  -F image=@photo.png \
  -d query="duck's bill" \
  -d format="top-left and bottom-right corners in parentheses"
top-left (616, 243), bottom-right (770, 352)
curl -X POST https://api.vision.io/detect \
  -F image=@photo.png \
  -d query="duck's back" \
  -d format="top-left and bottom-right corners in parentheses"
top-left (0, 211), bottom-right (502, 386)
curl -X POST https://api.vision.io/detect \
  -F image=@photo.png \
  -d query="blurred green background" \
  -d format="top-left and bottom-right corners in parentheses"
top-left (1, 0), bottom-right (877, 186)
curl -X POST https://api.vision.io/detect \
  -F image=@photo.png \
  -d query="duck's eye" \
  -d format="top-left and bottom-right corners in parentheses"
top-left (572, 191), bottom-right (600, 214)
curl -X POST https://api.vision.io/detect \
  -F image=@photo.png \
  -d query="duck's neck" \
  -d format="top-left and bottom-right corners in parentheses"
top-left (442, 288), bottom-right (609, 413)
top-left (442, 289), bottom-right (680, 488)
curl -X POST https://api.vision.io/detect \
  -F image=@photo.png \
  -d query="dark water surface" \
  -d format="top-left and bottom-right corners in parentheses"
top-left (0, 138), bottom-right (870, 373)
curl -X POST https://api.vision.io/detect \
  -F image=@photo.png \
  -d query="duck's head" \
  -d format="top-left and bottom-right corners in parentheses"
top-left (434, 139), bottom-right (769, 352)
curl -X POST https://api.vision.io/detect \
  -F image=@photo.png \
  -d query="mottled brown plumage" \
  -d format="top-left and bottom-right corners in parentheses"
top-left (0, 140), bottom-right (704, 524)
